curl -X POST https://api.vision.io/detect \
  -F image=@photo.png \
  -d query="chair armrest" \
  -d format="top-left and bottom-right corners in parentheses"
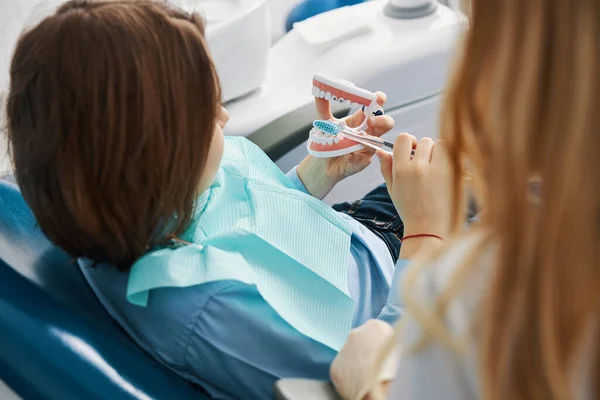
top-left (274, 379), bottom-right (342, 400)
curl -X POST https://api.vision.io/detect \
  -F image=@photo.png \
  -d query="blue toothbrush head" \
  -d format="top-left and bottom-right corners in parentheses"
top-left (312, 120), bottom-right (340, 136)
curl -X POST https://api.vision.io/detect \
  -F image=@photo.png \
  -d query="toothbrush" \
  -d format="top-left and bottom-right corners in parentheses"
top-left (311, 120), bottom-right (394, 155)
top-left (344, 130), bottom-right (395, 151)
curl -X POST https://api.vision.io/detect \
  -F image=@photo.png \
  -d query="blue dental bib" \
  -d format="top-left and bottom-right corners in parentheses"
top-left (127, 137), bottom-right (355, 350)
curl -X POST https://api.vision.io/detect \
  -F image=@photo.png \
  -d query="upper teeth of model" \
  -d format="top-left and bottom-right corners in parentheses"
top-left (312, 86), bottom-right (361, 108)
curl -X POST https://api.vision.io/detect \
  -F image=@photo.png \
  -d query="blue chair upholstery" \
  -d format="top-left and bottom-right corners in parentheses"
top-left (0, 179), bottom-right (207, 399)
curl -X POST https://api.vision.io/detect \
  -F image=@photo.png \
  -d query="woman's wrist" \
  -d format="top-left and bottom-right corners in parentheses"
top-left (399, 231), bottom-right (445, 260)
top-left (297, 156), bottom-right (339, 199)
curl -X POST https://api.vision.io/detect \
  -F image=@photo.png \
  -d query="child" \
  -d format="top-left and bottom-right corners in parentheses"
top-left (6, 1), bottom-right (413, 398)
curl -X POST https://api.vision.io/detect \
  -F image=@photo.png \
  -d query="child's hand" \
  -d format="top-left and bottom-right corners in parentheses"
top-left (316, 92), bottom-right (395, 180)
top-left (297, 93), bottom-right (395, 199)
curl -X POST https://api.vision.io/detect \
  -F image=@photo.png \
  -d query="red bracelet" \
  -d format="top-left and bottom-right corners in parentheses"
top-left (400, 234), bottom-right (444, 243)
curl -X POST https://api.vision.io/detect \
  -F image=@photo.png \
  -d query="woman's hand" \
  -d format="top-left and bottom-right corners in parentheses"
top-left (297, 93), bottom-right (395, 199)
top-left (377, 135), bottom-right (453, 258)
top-left (331, 320), bottom-right (397, 400)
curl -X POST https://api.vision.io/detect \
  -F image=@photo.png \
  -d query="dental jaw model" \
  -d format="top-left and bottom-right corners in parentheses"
top-left (308, 74), bottom-right (385, 158)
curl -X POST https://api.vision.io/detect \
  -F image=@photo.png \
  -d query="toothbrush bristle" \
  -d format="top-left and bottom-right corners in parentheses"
top-left (312, 120), bottom-right (340, 136)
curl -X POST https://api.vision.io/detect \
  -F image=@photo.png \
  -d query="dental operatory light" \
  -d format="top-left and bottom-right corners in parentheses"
top-left (385, 0), bottom-right (438, 18)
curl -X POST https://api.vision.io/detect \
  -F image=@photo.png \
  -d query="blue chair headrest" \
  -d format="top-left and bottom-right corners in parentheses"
top-left (0, 180), bottom-right (109, 322)
top-left (0, 179), bottom-right (207, 399)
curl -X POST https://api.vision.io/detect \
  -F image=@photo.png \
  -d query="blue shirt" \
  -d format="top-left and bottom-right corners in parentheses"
top-left (80, 169), bottom-right (409, 399)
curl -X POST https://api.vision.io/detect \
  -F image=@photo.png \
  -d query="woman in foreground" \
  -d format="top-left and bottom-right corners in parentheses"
top-left (332, 0), bottom-right (600, 398)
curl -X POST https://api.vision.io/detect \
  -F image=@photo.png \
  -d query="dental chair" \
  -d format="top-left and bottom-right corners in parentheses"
top-left (0, 179), bottom-right (208, 400)
top-left (0, 177), bottom-right (342, 400)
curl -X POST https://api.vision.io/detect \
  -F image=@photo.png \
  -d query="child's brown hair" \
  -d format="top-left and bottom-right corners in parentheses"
top-left (6, 0), bottom-right (221, 270)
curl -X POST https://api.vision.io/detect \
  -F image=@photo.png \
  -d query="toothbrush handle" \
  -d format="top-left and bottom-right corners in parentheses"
top-left (356, 132), bottom-right (394, 150)
top-left (347, 136), bottom-right (391, 154)
top-left (347, 136), bottom-right (414, 157)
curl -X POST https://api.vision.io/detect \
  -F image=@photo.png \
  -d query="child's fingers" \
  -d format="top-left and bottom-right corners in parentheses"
top-left (345, 91), bottom-right (389, 128)
top-left (366, 115), bottom-right (395, 137)
top-left (345, 107), bottom-right (365, 127)
top-left (375, 91), bottom-right (387, 106)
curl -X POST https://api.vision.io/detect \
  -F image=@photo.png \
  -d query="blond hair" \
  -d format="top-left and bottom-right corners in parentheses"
top-left (373, 0), bottom-right (600, 398)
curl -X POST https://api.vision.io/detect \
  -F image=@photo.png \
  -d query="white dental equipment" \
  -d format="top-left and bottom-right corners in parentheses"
top-left (0, 0), bottom-right (467, 199)
top-left (0, 0), bottom-right (273, 175)
top-left (224, 0), bottom-right (467, 204)
top-left (185, 0), bottom-right (271, 103)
